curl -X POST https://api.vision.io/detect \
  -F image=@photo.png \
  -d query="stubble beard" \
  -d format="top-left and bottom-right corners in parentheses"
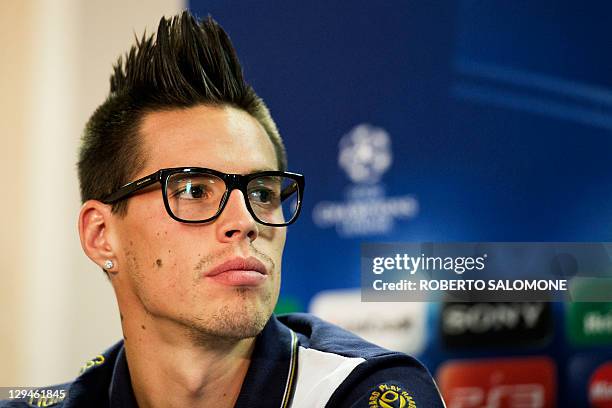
top-left (186, 246), bottom-right (279, 344)
top-left (127, 244), bottom-right (279, 346)
top-left (183, 287), bottom-right (275, 347)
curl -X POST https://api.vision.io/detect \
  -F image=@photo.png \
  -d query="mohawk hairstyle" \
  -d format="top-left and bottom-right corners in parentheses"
top-left (78, 11), bottom-right (287, 215)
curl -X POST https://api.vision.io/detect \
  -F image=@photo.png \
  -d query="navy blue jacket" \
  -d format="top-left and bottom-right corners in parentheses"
top-left (1, 313), bottom-right (445, 407)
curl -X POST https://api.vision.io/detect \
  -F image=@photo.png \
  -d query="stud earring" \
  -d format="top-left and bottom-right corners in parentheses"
top-left (104, 260), bottom-right (114, 270)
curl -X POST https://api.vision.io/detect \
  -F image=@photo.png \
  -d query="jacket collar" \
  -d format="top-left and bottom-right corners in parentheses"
top-left (234, 315), bottom-right (298, 408)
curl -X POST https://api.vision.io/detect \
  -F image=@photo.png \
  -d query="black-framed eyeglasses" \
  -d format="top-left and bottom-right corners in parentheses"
top-left (102, 167), bottom-right (305, 227)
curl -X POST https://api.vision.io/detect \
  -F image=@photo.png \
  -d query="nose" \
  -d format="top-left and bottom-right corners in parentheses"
top-left (215, 189), bottom-right (259, 243)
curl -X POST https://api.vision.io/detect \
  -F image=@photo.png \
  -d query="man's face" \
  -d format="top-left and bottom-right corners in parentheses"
top-left (110, 105), bottom-right (286, 340)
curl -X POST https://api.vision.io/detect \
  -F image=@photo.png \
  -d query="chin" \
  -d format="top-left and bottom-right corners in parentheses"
top-left (189, 294), bottom-right (274, 341)
top-left (186, 312), bottom-right (269, 343)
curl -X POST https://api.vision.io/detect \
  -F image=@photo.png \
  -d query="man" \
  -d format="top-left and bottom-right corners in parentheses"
top-left (2, 11), bottom-right (444, 408)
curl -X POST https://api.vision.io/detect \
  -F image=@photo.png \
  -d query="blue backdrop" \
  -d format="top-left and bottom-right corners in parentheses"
top-left (190, 2), bottom-right (612, 405)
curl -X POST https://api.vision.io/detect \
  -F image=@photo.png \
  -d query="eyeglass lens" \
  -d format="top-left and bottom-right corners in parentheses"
top-left (165, 172), bottom-right (299, 224)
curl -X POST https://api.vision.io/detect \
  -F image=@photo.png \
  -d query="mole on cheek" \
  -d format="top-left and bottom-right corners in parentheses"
top-left (141, 325), bottom-right (146, 330)
top-left (155, 259), bottom-right (163, 267)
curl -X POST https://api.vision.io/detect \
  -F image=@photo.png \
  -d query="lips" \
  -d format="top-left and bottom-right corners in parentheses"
top-left (205, 257), bottom-right (268, 286)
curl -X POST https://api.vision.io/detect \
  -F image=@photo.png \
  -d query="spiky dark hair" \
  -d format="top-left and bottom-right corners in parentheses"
top-left (78, 11), bottom-right (286, 215)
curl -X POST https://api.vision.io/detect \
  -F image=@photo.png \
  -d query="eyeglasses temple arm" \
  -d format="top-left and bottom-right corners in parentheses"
top-left (280, 181), bottom-right (299, 202)
top-left (102, 173), bottom-right (160, 204)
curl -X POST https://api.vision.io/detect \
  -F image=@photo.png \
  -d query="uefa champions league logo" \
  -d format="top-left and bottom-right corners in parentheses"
top-left (313, 123), bottom-right (418, 237)
top-left (338, 124), bottom-right (392, 184)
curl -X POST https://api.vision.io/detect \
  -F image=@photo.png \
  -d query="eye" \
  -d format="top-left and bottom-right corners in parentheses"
top-left (249, 187), bottom-right (277, 204)
top-left (174, 182), bottom-right (210, 200)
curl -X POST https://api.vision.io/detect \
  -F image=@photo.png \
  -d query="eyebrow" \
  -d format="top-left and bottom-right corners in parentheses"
top-left (248, 167), bottom-right (277, 173)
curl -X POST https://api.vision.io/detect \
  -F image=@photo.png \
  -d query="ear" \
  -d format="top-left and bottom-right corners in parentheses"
top-left (78, 200), bottom-right (119, 274)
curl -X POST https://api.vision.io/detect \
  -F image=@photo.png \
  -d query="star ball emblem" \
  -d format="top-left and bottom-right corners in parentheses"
top-left (338, 124), bottom-right (392, 184)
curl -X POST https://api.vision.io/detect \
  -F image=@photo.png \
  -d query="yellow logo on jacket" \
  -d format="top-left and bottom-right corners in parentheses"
top-left (368, 384), bottom-right (416, 408)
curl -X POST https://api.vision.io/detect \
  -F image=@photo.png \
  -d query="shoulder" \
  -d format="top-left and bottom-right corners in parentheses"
top-left (323, 357), bottom-right (446, 407)
top-left (0, 341), bottom-right (123, 408)
top-left (277, 313), bottom-right (445, 407)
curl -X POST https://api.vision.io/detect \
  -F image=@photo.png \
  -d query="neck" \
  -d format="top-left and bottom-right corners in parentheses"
top-left (120, 303), bottom-right (255, 408)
